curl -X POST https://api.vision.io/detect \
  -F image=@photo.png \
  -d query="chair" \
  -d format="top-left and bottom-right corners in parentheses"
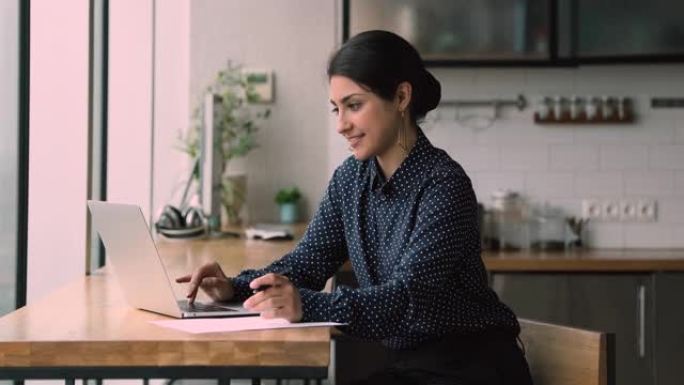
top-left (519, 319), bottom-right (615, 385)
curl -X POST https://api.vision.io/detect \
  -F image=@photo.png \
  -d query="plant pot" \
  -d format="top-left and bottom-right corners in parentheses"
top-left (279, 203), bottom-right (298, 224)
top-left (221, 174), bottom-right (247, 225)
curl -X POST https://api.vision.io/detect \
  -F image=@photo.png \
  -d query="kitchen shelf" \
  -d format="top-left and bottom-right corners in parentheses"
top-left (534, 113), bottom-right (635, 124)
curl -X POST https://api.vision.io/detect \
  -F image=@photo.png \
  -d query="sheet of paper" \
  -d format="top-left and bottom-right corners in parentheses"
top-left (151, 316), bottom-right (343, 334)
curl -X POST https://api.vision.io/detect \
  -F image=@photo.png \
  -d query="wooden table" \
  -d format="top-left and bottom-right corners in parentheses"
top-left (0, 226), bottom-right (330, 383)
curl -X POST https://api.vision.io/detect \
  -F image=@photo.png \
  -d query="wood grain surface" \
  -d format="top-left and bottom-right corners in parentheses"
top-left (520, 319), bottom-right (612, 385)
top-left (482, 249), bottom-right (684, 272)
top-left (0, 226), bottom-right (330, 368)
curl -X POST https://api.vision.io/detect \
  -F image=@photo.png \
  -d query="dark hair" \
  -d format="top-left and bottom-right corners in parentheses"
top-left (327, 30), bottom-right (441, 123)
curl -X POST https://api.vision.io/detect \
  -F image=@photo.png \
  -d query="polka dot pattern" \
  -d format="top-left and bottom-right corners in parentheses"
top-left (232, 128), bottom-right (520, 349)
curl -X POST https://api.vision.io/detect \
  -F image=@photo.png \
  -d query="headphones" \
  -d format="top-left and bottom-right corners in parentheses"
top-left (155, 205), bottom-right (206, 237)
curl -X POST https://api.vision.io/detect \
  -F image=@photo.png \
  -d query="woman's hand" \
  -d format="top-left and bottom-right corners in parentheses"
top-left (244, 273), bottom-right (302, 322)
top-left (175, 261), bottom-right (233, 304)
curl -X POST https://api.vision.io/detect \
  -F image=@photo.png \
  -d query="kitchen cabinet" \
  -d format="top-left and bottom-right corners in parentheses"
top-left (653, 274), bottom-right (684, 385)
top-left (492, 272), bottom-right (684, 385)
top-left (345, 0), bottom-right (684, 66)
top-left (576, 0), bottom-right (684, 60)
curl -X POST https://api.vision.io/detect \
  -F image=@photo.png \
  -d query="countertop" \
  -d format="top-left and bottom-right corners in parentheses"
top-left (482, 249), bottom-right (684, 272)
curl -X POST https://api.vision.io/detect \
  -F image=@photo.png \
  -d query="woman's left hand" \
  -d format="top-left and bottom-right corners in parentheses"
top-left (244, 273), bottom-right (302, 322)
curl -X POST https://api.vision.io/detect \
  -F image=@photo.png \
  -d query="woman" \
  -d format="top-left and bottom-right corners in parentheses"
top-left (177, 30), bottom-right (532, 385)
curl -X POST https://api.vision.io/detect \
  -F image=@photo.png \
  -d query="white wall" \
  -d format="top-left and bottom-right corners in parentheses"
top-left (152, 0), bottom-right (191, 219)
top-left (328, 65), bottom-right (684, 248)
top-left (189, 0), bottom-right (337, 222)
top-left (27, 0), bottom-right (90, 303)
top-left (108, 0), bottom-right (154, 220)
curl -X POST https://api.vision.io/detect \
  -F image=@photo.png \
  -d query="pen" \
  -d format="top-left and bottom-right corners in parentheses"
top-left (251, 268), bottom-right (291, 294)
top-left (252, 284), bottom-right (272, 294)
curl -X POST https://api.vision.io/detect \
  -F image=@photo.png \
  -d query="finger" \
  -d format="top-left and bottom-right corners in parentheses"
top-left (199, 277), bottom-right (225, 301)
top-left (244, 291), bottom-right (286, 310)
top-left (186, 262), bottom-right (221, 302)
top-left (249, 273), bottom-right (289, 290)
top-left (175, 274), bottom-right (191, 283)
top-left (260, 307), bottom-right (292, 321)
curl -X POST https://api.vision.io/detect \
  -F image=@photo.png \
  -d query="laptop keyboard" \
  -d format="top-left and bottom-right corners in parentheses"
top-left (178, 300), bottom-right (237, 313)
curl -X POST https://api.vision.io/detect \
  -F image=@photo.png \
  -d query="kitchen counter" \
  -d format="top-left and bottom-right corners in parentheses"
top-left (483, 249), bottom-right (684, 272)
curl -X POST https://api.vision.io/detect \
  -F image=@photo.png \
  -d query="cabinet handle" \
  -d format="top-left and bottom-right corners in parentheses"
top-left (637, 284), bottom-right (646, 358)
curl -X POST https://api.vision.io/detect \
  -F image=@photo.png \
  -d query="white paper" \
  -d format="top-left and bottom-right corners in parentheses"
top-left (151, 316), bottom-right (343, 334)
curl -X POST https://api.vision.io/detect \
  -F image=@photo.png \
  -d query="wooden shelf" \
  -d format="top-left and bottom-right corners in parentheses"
top-left (534, 112), bottom-right (635, 124)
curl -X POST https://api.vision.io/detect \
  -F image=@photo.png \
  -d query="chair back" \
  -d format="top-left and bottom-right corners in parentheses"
top-left (519, 319), bottom-right (615, 385)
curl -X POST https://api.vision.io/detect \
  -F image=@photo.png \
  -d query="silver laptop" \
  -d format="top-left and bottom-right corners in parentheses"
top-left (87, 200), bottom-right (258, 319)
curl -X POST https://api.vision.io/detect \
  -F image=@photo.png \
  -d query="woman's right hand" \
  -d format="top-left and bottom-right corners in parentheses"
top-left (175, 261), bottom-right (234, 304)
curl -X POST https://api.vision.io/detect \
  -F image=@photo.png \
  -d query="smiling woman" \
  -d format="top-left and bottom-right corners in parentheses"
top-left (179, 30), bottom-right (532, 385)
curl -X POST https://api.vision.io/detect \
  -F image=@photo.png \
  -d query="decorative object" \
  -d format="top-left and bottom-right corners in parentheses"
top-left (533, 95), bottom-right (634, 124)
top-left (275, 187), bottom-right (301, 224)
top-left (566, 216), bottom-right (589, 249)
top-left (178, 61), bottom-right (270, 226)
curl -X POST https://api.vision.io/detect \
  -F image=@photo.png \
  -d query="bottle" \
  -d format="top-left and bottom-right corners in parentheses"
top-left (553, 96), bottom-right (564, 120)
top-left (536, 97), bottom-right (551, 120)
top-left (530, 203), bottom-right (567, 251)
top-left (491, 190), bottom-right (529, 251)
top-left (569, 95), bottom-right (580, 120)
top-left (601, 96), bottom-right (614, 120)
top-left (585, 96), bottom-right (599, 120)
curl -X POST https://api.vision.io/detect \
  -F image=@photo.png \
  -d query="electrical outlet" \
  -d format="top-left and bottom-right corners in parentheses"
top-left (582, 199), bottom-right (602, 219)
top-left (619, 200), bottom-right (638, 221)
top-left (602, 200), bottom-right (621, 220)
top-left (636, 199), bottom-right (657, 222)
top-left (582, 198), bottom-right (657, 222)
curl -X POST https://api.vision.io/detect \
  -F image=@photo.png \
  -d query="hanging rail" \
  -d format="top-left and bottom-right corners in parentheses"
top-left (439, 94), bottom-right (527, 111)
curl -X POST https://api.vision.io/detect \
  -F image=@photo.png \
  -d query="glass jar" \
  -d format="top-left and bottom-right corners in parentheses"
top-left (529, 204), bottom-right (567, 251)
top-left (491, 190), bottom-right (529, 251)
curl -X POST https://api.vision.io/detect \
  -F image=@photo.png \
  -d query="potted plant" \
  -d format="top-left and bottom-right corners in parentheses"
top-left (178, 61), bottom-right (270, 225)
top-left (274, 187), bottom-right (301, 224)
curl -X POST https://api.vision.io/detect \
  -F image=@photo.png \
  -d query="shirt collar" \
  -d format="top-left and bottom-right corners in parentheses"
top-left (369, 127), bottom-right (433, 194)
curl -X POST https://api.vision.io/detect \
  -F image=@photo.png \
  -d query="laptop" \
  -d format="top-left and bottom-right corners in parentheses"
top-left (87, 200), bottom-right (258, 319)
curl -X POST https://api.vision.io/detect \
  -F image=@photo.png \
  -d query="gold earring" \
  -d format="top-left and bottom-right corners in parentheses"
top-left (397, 110), bottom-right (408, 154)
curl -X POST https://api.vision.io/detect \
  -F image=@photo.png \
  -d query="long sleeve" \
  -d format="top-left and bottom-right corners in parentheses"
top-left (231, 168), bottom-right (349, 301)
top-left (299, 171), bottom-right (480, 341)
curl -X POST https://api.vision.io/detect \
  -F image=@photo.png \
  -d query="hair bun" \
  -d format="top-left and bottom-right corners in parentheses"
top-left (412, 69), bottom-right (441, 119)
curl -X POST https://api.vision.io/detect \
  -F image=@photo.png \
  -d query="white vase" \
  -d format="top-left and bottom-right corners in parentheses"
top-left (222, 156), bottom-right (248, 225)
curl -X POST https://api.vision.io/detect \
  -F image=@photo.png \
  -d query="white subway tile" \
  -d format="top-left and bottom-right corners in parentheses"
top-left (500, 146), bottom-right (549, 171)
top-left (657, 198), bottom-right (684, 224)
top-left (676, 123), bottom-right (684, 145)
top-left (585, 222), bottom-right (623, 248)
top-left (624, 171), bottom-right (675, 196)
top-left (471, 172), bottom-right (525, 206)
top-left (573, 125), bottom-right (624, 144)
top-left (549, 144), bottom-right (600, 171)
top-left (473, 68), bottom-right (526, 89)
top-left (676, 172), bottom-right (684, 195)
top-left (449, 145), bottom-right (500, 172)
top-left (424, 120), bottom-right (476, 149)
top-left (574, 172), bottom-right (623, 197)
top-left (524, 172), bottom-right (574, 198)
top-left (600, 144), bottom-right (648, 170)
top-left (623, 223), bottom-right (672, 248)
top-left (670, 226), bottom-right (684, 248)
top-left (621, 117), bottom-right (675, 145)
top-left (473, 119), bottom-right (573, 146)
top-left (524, 69), bottom-right (576, 92)
top-left (649, 145), bottom-right (684, 170)
top-left (547, 198), bottom-right (583, 217)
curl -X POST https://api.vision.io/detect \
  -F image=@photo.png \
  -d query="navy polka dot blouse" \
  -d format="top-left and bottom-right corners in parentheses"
top-left (232, 128), bottom-right (520, 349)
